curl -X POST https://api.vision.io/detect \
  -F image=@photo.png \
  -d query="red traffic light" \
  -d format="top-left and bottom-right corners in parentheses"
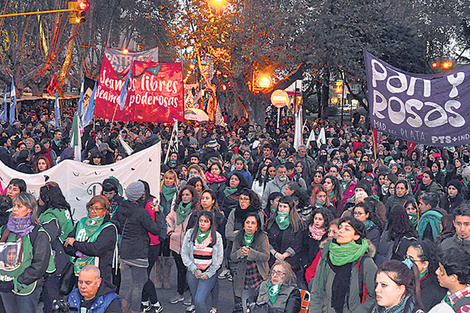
top-left (77, 0), bottom-right (90, 12)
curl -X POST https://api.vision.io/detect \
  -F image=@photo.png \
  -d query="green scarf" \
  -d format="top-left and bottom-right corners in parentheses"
top-left (315, 199), bottom-right (326, 208)
top-left (315, 239), bottom-right (369, 297)
top-left (328, 191), bottom-right (335, 202)
top-left (162, 184), bottom-right (177, 202)
top-left (419, 269), bottom-right (428, 280)
top-left (329, 239), bottom-right (369, 266)
top-left (406, 171), bottom-right (413, 178)
top-left (267, 175), bottom-right (275, 181)
top-left (224, 186), bottom-right (238, 197)
top-left (464, 177), bottom-right (469, 187)
top-left (244, 233), bottom-right (254, 247)
top-left (341, 179), bottom-right (352, 193)
top-left (268, 281), bottom-right (282, 304)
top-left (176, 202), bottom-right (192, 225)
top-left (84, 215), bottom-right (106, 238)
top-left (168, 159), bottom-right (177, 168)
top-left (196, 228), bottom-right (211, 244)
top-left (270, 205), bottom-right (277, 214)
top-left (364, 220), bottom-right (371, 227)
top-left (408, 212), bottom-right (419, 228)
top-left (279, 157), bottom-right (286, 164)
top-left (276, 212), bottom-right (290, 230)
top-left (441, 167), bottom-right (447, 176)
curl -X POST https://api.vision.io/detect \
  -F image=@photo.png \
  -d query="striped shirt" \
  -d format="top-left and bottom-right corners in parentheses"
top-left (193, 236), bottom-right (213, 271)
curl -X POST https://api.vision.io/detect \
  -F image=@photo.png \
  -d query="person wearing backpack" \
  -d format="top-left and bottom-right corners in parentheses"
top-left (309, 216), bottom-right (377, 313)
top-left (37, 183), bottom-right (74, 313)
top-left (417, 192), bottom-right (444, 241)
top-left (0, 192), bottom-right (55, 313)
top-left (429, 248), bottom-right (470, 313)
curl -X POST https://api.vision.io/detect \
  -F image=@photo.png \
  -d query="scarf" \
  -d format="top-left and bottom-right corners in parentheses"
top-left (408, 212), bottom-right (418, 227)
top-left (224, 186), bottom-right (238, 197)
top-left (315, 239), bottom-right (369, 313)
top-left (309, 224), bottom-right (326, 240)
top-left (7, 213), bottom-right (34, 237)
top-left (168, 159), bottom-right (177, 168)
top-left (268, 281), bottom-right (282, 304)
top-left (176, 202), bottom-right (192, 225)
top-left (441, 167), bottom-right (447, 177)
top-left (341, 179), bottom-right (352, 193)
top-left (84, 215), bottom-right (106, 238)
top-left (328, 191), bottom-right (335, 202)
top-left (364, 220), bottom-right (371, 227)
top-left (196, 228), bottom-right (211, 244)
top-left (161, 184), bottom-right (177, 202)
top-left (270, 205), bottom-right (276, 214)
top-left (205, 172), bottom-right (227, 184)
top-left (372, 294), bottom-right (416, 313)
top-left (275, 212), bottom-right (290, 230)
top-left (244, 233), bottom-right (254, 247)
top-left (315, 199), bottom-right (326, 208)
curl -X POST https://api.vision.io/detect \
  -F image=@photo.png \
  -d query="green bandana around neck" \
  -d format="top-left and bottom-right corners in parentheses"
top-left (168, 159), bottom-right (177, 167)
top-left (329, 238), bottom-right (369, 266)
top-left (441, 168), bottom-right (447, 176)
top-left (244, 233), bottom-right (254, 247)
top-left (162, 184), bottom-right (177, 202)
top-left (224, 186), bottom-right (238, 197)
top-left (328, 191), bottom-right (335, 201)
top-left (84, 215), bottom-right (106, 238)
top-left (276, 212), bottom-right (290, 230)
top-left (196, 228), bottom-right (211, 244)
top-left (268, 281), bottom-right (282, 304)
top-left (364, 220), bottom-right (371, 227)
top-left (341, 179), bottom-right (352, 193)
top-left (176, 202), bottom-right (192, 225)
top-left (419, 269), bottom-right (428, 280)
top-left (408, 212), bottom-right (419, 227)
top-left (270, 205), bottom-right (277, 214)
top-left (315, 199), bottom-right (326, 208)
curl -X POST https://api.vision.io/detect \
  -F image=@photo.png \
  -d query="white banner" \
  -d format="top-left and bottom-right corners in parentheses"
top-left (0, 143), bottom-right (161, 220)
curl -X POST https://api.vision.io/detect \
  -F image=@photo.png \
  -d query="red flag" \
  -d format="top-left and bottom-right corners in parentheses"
top-left (46, 74), bottom-right (58, 96)
top-left (407, 141), bottom-right (416, 157)
top-left (372, 128), bottom-right (378, 159)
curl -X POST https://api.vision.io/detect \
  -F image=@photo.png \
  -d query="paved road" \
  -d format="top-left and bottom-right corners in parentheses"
top-left (153, 264), bottom-right (234, 313)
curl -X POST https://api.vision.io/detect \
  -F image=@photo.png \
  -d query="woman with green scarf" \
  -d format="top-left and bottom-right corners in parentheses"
top-left (248, 260), bottom-right (301, 313)
top-left (265, 196), bottom-right (303, 274)
top-left (159, 170), bottom-right (179, 217)
top-left (166, 186), bottom-right (198, 305)
top-left (309, 216), bottom-right (377, 313)
top-left (231, 213), bottom-right (270, 313)
top-left (219, 172), bottom-right (249, 217)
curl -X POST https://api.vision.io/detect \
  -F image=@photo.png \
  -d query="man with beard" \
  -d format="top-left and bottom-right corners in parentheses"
top-left (261, 165), bottom-right (289, 208)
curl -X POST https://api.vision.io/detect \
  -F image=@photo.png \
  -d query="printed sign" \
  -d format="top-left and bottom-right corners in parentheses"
top-left (365, 50), bottom-right (470, 146)
top-left (105, 47), bottom-right (159, 73)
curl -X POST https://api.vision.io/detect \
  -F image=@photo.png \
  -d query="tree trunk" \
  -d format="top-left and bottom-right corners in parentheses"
top-left (58, 25), bottom-right (77, 96)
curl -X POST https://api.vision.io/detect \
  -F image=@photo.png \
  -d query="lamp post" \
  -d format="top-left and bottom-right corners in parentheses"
top-left (431, 59), bottom-right (453, 73)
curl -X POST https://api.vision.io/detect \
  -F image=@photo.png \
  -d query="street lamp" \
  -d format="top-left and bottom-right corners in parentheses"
top-left (258, 76), bottom-right (271, 88)
top-left (431, 59), bottom-right (453, 72)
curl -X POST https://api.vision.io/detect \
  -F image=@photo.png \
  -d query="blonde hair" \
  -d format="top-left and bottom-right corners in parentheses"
top-left (188, 164), bottom-right (207, 184)
top-left (160, 169), bottom-right (180, 189)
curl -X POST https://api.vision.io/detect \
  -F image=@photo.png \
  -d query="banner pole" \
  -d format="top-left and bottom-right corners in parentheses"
top-left (111, 103), bottom-right (119, 124)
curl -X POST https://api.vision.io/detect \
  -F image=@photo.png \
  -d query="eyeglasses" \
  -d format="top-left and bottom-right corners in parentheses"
top-left (353, 212), bottom-right (365, 216)
top-left (88, 205), bottom-right (105, 212)
top-left (270, 271), bottom-right (286, 277)
top-left (405, 255), bottom-right (423, 263)
top-left (239, 197), bottom-right (250, 202)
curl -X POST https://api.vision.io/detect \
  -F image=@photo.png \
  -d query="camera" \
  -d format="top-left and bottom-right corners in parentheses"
top-left (52, 299), bottom-right (70, 312)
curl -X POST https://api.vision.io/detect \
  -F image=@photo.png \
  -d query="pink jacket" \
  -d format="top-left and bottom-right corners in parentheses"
top-left (166, 209), bottom-right (192, 254)
top-left (145, 200), bottom-right (161, 246)
top-left (343, 180), bottom-right (357, 203)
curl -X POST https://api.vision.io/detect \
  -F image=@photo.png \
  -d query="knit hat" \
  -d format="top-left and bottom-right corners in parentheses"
top-left (462, 166), bottom-right (470, 180)
top-left (125, 181), bottom-right (145, 201)
top-left (207, 139), bottom-right (218, 149)
top-left (189, 137), bottom-right (198, 146)
top-left (355, 179), bottom-right (372, 196)
top-left (447, 179), bottom-right (463, 193)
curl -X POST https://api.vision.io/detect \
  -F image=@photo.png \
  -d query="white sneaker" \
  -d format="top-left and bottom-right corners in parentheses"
top-left (185, 305), bottom-right (195, 312)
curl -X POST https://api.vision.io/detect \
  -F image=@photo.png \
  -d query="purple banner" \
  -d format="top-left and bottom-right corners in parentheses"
top-left (364, 50), bottom-right (470, 147)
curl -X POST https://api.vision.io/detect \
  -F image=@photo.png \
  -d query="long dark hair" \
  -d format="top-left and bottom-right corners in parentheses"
top-left (266, 196), bottom-right (302, 232)
top-left (377, 260), bottom-right (424, 310)
top-left (197, 189), bottom-right (220, 213)
top-left (323, 175), bottom-right (343, 203)
top-left (191, 210), bottom-right (217, 245)
top-left (174, 185), bottom-right (198, 210)
top-left (387, 206), bottom-right (418, 241)
top-left (39, 183), bottom-right (72, 217)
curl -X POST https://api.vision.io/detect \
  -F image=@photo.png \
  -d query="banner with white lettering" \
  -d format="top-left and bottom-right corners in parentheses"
top-left (365, 50), bottom-right (470, 146)
top-left (0, 143), bottom-right (161, 220)
top-left (105, 47), bottom-right (159, 73)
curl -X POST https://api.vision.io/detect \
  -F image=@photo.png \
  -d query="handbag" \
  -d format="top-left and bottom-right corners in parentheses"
top-left (59, 257), bottom-right (77, 295)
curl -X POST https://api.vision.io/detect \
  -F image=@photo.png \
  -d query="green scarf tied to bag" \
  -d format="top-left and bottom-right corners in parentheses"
top-left (244, 233), bottom-right (254, 247)
top-left (84, 215), bottom-right (106, 238)
top-left (268, 281), bottom-right (282, 303)
top-left (176, 202), bottom-right (192, 225)
top-left (314, 239), bottom-right (369, 297)
top-left (224, 186), bottom-right (238, 197)
top-left (408, 212), bottom-right (419, 227)
top-left (276, 212), bottom-right (290, 230)
top-left (162, 184), bottom-right (177, 202)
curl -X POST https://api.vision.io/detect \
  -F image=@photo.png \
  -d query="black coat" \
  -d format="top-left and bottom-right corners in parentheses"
top-left (266, 222), bottom-right (303, 270)
top-left (112, 200), bottom-right (163, 260)
top-left (420, 272), bottom-right (447, 311)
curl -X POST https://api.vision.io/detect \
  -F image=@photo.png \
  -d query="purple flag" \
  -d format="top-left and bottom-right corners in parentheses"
top-left (364, 50), bottom-right (470, 147)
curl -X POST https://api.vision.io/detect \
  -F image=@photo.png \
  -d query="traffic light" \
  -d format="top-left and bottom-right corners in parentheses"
top-left (335, 81), bottom-right (344, 94)
top-left (68, 0), bottom-right (89, 24)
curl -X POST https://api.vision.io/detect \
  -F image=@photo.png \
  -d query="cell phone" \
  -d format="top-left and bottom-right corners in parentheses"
top-left (153, 198), bottom-right (158, 206)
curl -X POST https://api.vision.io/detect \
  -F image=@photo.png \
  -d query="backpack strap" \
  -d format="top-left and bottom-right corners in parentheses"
top-left (356, 256), bottom-right (369, 304)
top-left (453, 296), bottom-right (470, 312)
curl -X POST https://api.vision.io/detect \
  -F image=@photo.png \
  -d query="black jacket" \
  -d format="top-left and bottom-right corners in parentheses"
top-left (266, 222), bottom-right (303, 270)
top-left (112, 200), bottom-right (163, 259)
top-left (65, 215), bottom-right (117, 284)
top-left (187, 210), bottom-right (227, 243)
top-left (420, 272), bottom-right (447, 311)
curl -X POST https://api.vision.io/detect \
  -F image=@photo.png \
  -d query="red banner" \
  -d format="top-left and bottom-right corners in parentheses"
top-left (95, 54), bottom-right (184, 123)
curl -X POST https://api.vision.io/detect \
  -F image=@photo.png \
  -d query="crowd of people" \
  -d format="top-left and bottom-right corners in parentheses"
top-left (0, 106), bottom-right (469, 313)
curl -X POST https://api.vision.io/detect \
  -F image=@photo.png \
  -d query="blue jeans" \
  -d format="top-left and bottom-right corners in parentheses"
top-left (1, 286), bottom-right (42, 313)
top-left (186, 270), bottom-right (217, 313)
